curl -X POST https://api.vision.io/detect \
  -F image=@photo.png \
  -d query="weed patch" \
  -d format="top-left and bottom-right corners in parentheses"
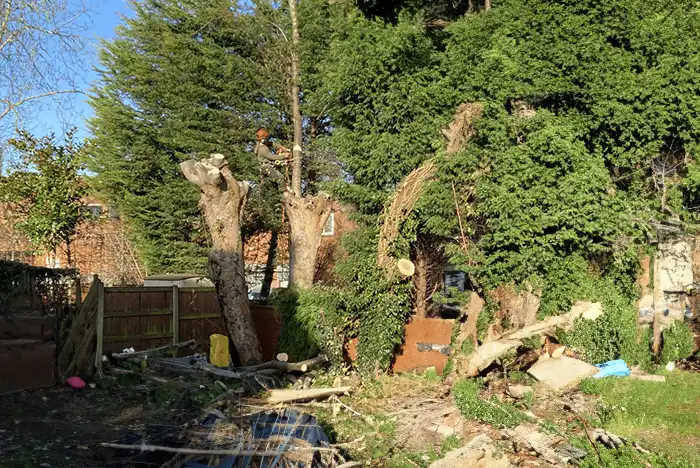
top-left (452, 379), bottom-right (523, 427)
top-left (661, 321), bottom-right (694, 364)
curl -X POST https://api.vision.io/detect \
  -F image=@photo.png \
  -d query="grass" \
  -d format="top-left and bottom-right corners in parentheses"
top-left (580, 371), bottom-right (700, 465)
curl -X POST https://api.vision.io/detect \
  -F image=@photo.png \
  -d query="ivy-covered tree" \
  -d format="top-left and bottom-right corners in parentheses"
top-left (0, 130), bottom-right (87, 266)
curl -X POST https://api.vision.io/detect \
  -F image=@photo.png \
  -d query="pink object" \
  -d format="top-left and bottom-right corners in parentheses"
top-left (66, 376), bottom-right (86, 389)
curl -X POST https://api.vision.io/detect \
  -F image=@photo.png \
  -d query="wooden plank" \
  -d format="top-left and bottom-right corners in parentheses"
top-left (103, 309), bottom-right (172, 318)
top-left (172, 285), bottom-right (179, 345)
top-left (104, 333), bottom-right (173, 344)
top-left (94, 280), bottom-right (105, 373)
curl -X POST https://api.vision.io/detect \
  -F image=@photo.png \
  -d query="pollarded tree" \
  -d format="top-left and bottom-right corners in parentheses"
top-left (180, 154), bottom-right (262, 364)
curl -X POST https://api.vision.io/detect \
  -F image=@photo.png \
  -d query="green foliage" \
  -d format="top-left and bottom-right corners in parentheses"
top-left (452, 379), bottom-right (523, 428)
top-left (88, 0), bottom-right (289, 273)
top-left (0, 130), bottom-right (87, 260)
top-left (335, 228), bottom-right (413, 375)
top-left (476, 115), bottom-right (624, 289)
top-left (272, 286), bottom-right (351, 365)
top-left (554, 276), bottom-right (648, 365)
top-left (661, 321), bottom-right (695, 364)
top-left (317, 12), bottom-right (453, 192)
top-left (273, 226), bottom-right (412, 375)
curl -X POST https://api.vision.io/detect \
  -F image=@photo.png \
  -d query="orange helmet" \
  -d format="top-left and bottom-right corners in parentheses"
top-left (255, 128), bottom-right (270, 142)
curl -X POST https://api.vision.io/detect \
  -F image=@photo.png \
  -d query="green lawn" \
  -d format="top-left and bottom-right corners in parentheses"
top-left (580, 371), bottom-right (700, 466)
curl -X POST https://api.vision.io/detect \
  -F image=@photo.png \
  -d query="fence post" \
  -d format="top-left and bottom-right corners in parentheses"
top-left (172, 285), bottom-right (180, 345)
top-left (94, 279), bottom-right (105, 373)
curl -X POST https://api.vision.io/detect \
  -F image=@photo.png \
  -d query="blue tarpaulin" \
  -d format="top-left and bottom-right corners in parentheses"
top-left (593, 359), bottom-right (631, 378)
top-left (184, 409), bottom-right (330, 468)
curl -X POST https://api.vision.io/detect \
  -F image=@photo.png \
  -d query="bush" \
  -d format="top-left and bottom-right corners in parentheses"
top-left (551, 270), bottom-right (651, 365)
top-left (272, 227), bottom-right (413, 375)
top-left (271, 287), bottom-right (350, 364)
top-left (452, 379), bottom-right (523, 428)
top-left (661, 321), bottom-right (695, 364)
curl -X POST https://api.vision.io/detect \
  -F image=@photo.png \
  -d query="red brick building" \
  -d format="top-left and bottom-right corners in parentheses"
top-left (1, 197), bottom-right (354, 294)
top-left (0, 196), bottom-right (144, 287)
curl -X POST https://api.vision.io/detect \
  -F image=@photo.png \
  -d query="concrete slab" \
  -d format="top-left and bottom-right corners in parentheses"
top-left (527, 355), bottom-right (598, 392)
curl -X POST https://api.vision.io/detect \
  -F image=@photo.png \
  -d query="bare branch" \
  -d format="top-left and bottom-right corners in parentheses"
top-left (0, 0), bottom-right (90, 132)
top-left (0, 89), bottom-right (81, 122)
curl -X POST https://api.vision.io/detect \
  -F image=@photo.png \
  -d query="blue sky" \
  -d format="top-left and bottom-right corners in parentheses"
top-left (31, 0), bottom-right (132, 141)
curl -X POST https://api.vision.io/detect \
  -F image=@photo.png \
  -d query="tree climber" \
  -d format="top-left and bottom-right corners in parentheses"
top-left (254, 128), bottom-right (291, 190)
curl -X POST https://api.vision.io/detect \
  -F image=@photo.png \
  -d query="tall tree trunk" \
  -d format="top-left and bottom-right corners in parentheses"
top-left (414, 245), bottom-right (428, 318)
top-left (284, 191), bottom-right (332, 288)
top-left (281, 0), bottom-right (335, 289)
top-left (288, 0), bottom-right (303, 197)
top-left (260, 229), bottom-right (278, 299)
top-left (484, 0), bottom-right (492, 10)
top-left (180, 154), bottom-right (263, 364)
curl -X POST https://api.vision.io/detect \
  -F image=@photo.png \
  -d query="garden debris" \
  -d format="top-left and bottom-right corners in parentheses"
top-left (502, 424), bottom-right (569, 465)
top-left (416, 342), bottom-right (451, 355)
top-left (105, 408), bottom-right (340, 467)
top-left (677, 353), bottom-right (700, 372)
top-left (505, 301), bottom-right (602, 340)
top-left (587, 427), bottom-right (653, 456)
top-left (527, 355), bottom-right (598, 392)
top-left (240, 355), bottom-right (328, 373)
top-left (555, 444), bottom-right (587, 460)
top-left (428, 434), bottom-right (513, 468)
top-left (587, 428), bottom-right (626, 449)
top-left (593, 359), bottom-right (631, 378)
top-left (456, 302), bottom-right (603, 378)
top-left (111, 339), bottom-right (196, 360)
top-left (140, 353), bottom-right (330, 393)
top-left (267, 387), bottom-right (352, 404)
top-left (463, 339), bottom-right (522, 377)
top-left (507, 384), bottom-right (533, 399)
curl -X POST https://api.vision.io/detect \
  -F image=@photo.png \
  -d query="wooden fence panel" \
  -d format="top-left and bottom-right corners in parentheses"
top-left (102, 289), bottom-right (174, 353)
top-left (97, 288), bottom-right (281, 360)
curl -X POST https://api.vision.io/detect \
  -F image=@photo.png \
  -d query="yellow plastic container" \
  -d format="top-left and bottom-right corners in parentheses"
top-left (209, 334), bottom-right (230, 367)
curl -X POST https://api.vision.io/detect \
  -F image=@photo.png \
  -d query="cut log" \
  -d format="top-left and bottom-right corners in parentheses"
top-left (397, 259), bottom-right (415, 277)
top-left (239, 355), bottom-right (327, 373)
top-left (504, 301), bottom-right (601, 340)
top-left (267, 386), bottom-right (352, 404)
top-left (276, 353), bottom-right (289, 363)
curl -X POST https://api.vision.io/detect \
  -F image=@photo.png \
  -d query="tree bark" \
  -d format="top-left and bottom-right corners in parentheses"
top-left (414, 245), bottom-right (428, 318)
top-left (288, 0), bottom-right (303, 197)
top-left (484, 0), bottom-right (492, 10)
top-left (260, 228), bottom-right (278, 299)
top-left (180, 154), bottom-right (262, 364)
top-left (284, 191), bottom-right (332, 288)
